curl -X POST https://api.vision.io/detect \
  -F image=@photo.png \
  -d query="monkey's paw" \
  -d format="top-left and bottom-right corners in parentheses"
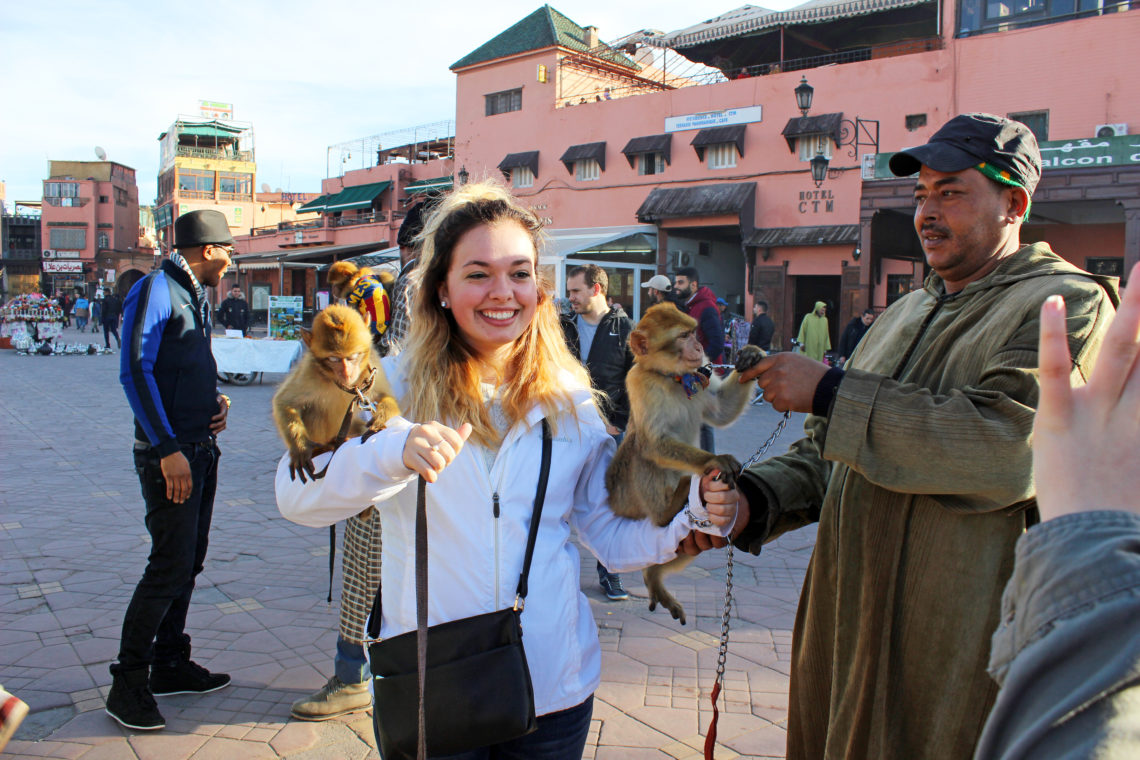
top-left (705, 454), bottom-right (742, 488)
top-left (288, 450), bottom-right (318, 484)
top-left (647, 588), bottom-right (688, 626)
top-left (735, 344), bottom-right (765, 373)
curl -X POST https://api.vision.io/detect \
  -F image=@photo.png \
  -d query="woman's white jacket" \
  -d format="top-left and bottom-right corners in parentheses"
top-left (275, 355), bottom-right (695, 716)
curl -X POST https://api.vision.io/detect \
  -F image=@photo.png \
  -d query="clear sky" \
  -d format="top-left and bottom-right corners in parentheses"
top-left (0, 0), bottom-right (800, 206)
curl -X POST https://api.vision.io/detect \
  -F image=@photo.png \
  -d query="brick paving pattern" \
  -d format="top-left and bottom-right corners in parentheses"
top-left (0, 324), bottom-right (814, 759)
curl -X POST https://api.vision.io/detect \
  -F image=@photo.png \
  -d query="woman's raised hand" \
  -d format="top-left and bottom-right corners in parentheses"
top-left (402, 422), bottom-right (473, 483)
top-left (1034, 261), bottom-right (1140, 521)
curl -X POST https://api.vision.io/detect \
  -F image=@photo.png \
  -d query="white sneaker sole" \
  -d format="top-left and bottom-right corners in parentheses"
top-left (105, 708), bottom-right (165, 731)
top-left (151, 680), bottom-right (230, 697)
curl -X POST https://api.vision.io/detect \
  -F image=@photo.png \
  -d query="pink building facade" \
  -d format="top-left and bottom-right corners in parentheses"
top-left (448, 1), bottom-right (1140, 347)
top-left (232, 128), bottom-right (455, 316)
top-left (40, 160), bottom-right (140, 297)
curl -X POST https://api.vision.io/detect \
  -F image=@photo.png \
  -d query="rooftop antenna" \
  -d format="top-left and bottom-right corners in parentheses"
top-left (94, 146), bottom-right (107, 161)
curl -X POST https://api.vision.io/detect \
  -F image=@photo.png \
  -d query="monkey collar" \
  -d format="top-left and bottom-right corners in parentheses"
top-left (671, 368), bottom-right (711, 399)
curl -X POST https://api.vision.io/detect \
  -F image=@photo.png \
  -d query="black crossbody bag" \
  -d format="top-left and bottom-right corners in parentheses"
top-left (367, 419), bottom-right (552, 760)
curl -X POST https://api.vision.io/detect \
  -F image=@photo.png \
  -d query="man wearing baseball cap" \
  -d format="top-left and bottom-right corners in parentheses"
top-left (107, 210), bottom-right (234, 731)
top-left (695, 114), bottom-right (1121, 758)
top-left (641, 273), bottom-right (673, 308)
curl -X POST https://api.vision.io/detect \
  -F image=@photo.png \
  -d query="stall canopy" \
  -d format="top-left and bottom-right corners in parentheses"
top-left (622, 134), bottom-right (672, 167)
top-left (404, 176), bottom-right (454, 197)
top-left (321, 181), bottom-right (392, 212)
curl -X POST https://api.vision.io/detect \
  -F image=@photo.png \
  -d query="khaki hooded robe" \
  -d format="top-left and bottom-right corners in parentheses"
top-left (797, 301), bottom-right (831, 361)
top-left (735, 243), bottom-right (1119, 760)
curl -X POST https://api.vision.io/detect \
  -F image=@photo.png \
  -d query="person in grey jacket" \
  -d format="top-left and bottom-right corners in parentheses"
top-left (973, 260), bottom-right (1140, 760)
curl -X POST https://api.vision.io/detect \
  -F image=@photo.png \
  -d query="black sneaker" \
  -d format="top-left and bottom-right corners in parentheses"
top-left (106, 671), bottom-right (165, 731)
top-left (598, 569), bottom-right (629, 601)
top-left (150, 660), bottom-right (231, 696)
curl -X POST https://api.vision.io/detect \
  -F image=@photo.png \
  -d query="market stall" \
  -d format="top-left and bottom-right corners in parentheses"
top-left (212, 337), bottom-right (303, 374)
top-left (1, 294), bottom-right (65, 348)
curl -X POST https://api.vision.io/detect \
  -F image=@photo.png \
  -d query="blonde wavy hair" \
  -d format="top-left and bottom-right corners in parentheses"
top-left (402, 180), bottom-right (592, 447)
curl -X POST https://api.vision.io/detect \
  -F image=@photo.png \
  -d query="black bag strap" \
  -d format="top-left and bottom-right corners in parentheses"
top-left (516, 419), bottom-right (553, 603)
top-left (365, 418), bottom-right (553, 638)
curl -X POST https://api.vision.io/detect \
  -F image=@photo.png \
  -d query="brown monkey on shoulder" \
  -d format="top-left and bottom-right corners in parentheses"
top-left (272, 304), bottom-right (400, 483)
top-left (606, 303), bottom-right (764, 624)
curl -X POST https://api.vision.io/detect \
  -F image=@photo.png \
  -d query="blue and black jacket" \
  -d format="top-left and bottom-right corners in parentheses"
top-left (120, 260), bottom-right (219, 457)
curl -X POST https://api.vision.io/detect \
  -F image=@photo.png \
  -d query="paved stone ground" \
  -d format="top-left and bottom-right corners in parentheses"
top-left (0, 324), bottom-right (814, 759)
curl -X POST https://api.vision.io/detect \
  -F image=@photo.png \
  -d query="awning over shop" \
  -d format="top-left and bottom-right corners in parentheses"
top-left (745, 224), bottom-right (859, 247)
top-left (175, 121), bottom-right (245, 140)
top-left (691, 125), bottom-right (747, 160)
top-left (404, 176), bottom-right (453, 196)
top-left (297, 194), bottom-right (331, 213)
top-left (621, 134), bottom-right (672, 167)
top-left (636, 183), bottom-right (756, 222)
top-left (781, 113), bottom-right (844, 152)
top-left (233, 239), bottom-right (391, 268)
top-left (340, 246), bottom-right (400, 270)
top-left (540, 225), bottom-right (658, 258)
top-left (322, 181), bottom-right (392, 212)
top-left (497, 151), bottom-right (540, 178)
top-left (559, 142), bottom-right (606, 173)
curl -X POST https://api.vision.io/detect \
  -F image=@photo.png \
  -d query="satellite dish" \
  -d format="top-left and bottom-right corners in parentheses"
top-left (94, 146), bottom-right (107, 161)
top-left (275, 187), bottom-right (283, 193)
top-left (261, 182), bottom-right (272, 193)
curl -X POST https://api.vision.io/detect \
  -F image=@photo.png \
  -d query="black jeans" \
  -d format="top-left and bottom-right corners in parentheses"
top-left (115, 441), bottom-right (219, 672)
top-left (430, 696), bottom-right (594, 760)
top-left (103, 322), bottom-right (120, 349)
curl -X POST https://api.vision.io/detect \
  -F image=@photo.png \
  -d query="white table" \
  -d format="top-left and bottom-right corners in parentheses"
top-left (212, 337), bottom-right (302, 374)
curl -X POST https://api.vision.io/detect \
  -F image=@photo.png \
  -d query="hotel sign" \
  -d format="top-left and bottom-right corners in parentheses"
top-left (870, 133), bottom-right (1140, 179)
top-left (665, 106), bottom-right (763, 133)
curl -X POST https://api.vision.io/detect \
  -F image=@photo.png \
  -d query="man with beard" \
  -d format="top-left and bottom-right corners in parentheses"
top-left (691, 114), bottom-right (1120, 759)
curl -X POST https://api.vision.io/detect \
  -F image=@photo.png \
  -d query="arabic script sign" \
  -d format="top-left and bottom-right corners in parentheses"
top-left (871, 134), bottom-right (1140, 179)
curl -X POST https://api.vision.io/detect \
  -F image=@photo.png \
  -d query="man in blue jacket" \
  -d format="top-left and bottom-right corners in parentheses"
top-left (106, 210), bottom-right (233, 731)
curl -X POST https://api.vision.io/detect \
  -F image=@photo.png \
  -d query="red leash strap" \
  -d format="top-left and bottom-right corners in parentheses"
top-left (704, 680), bottom-right (722, 759)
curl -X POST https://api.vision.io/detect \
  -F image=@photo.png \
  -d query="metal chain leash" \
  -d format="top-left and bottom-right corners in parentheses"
top-left (706, 407), bottom-right (791, 759)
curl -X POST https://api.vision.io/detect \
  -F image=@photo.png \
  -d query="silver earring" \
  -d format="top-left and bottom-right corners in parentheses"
top-left (440, 300), bottom-right (449, 309)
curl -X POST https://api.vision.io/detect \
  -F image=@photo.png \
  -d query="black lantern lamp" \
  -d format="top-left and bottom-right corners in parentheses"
top-left (794, 77), bottom-right (814, 117)
top-left (458, 166), bottom-right (470, 185)
top-left (810, 152), bottom-right (829, 188)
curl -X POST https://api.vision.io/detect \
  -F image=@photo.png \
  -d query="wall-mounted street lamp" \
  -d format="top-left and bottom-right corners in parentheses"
top-left (852, 246), bottom-right (862, 262)
top-left (795, 76), bottom-right (880, 185)
top-left (458, 166), bottom-right (470, 185)
top-left (810, 152), bottom-right (830, 188)
top-left (794, 77), bottom-right (814, 117)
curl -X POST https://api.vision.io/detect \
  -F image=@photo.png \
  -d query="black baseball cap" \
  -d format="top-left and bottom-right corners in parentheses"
top-left (889, 113), bottom-right (1042, 195)
top-left (174, 209), bottom-right (234, 248)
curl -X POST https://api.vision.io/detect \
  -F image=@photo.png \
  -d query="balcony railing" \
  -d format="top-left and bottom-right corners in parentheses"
top-left (175, 146), bottom-right (254, 162)
top-left (250, 218), bottom-right (328, 236)
top-left (178, 189), bottom-right (215, 200)
top-left (330, 212), bottom-right (387, 227)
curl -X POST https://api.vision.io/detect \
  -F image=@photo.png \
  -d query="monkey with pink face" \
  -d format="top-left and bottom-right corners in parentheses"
top-left (606, 303), bottom-right (763, 624)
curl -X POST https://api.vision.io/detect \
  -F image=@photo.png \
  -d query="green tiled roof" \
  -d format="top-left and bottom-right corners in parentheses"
top-left (450, 5), bottom-right (637, 71)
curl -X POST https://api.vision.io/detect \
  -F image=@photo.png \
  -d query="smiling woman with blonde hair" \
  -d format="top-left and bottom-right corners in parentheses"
top-left (277, 180), bottom-right (739, 759)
